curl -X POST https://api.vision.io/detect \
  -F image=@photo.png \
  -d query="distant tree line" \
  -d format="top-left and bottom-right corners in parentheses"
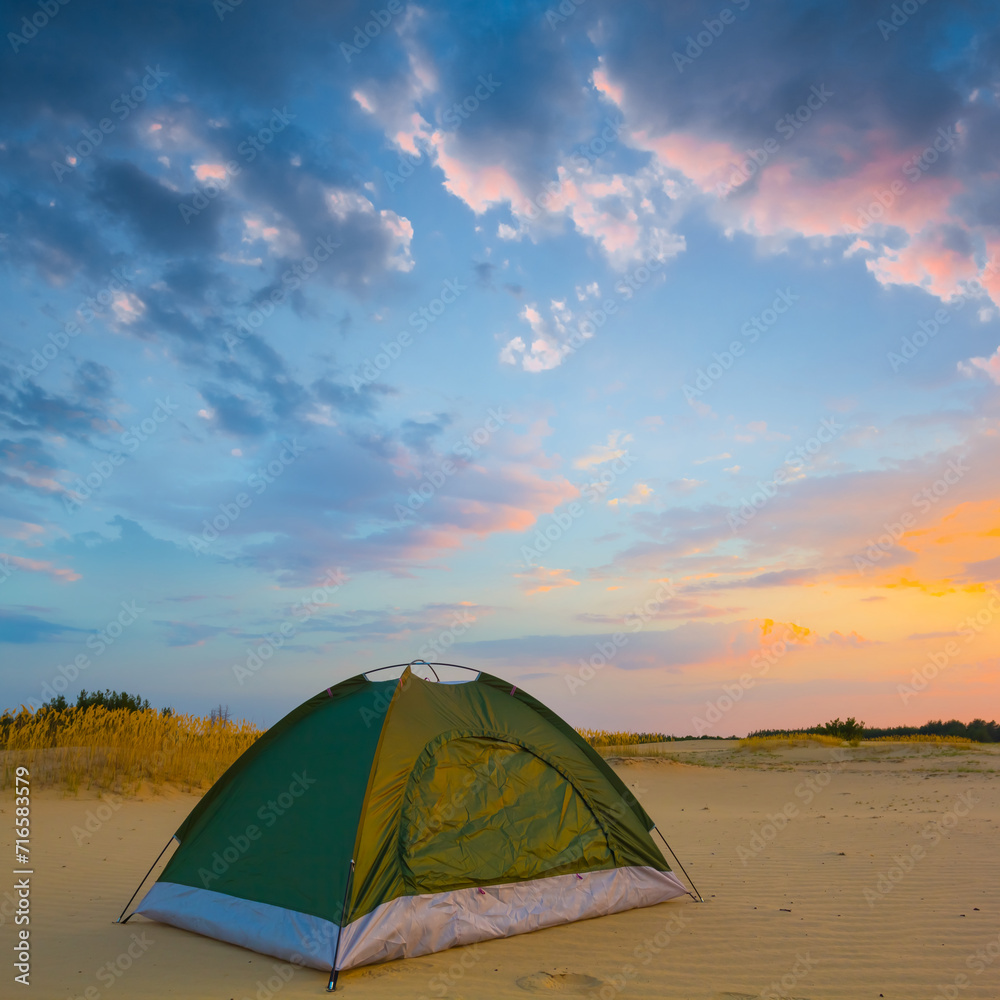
top-left (747, 718), bottom-right (1000, 743)
top-left (1, 690), bottom-right (173, 740)
top-left (39, 689), bottom-right (169, 714)
top-left (0, 691), bottom-right (239, 745)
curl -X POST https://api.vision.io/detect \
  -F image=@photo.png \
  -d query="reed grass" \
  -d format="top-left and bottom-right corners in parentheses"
top-left (739, 733), bottom-right (980, 751)
top-left (739, 733), bottom-right (846, 750)
top-left (577, 728), bottom-right (671, 748)
top-left (863, 734), bottom-right (975, 744)
top-left (0, 705), bottom-right (264, 795)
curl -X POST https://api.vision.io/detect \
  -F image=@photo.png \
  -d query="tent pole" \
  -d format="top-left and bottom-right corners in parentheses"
top-left (115, 836), bottom-right (175, 923)
top-left (653, 825), bottom-right (704, 902)
top-left (407, 659), bottom-right (440, 681)
top-left (327, 858), bottom-right (355, 992)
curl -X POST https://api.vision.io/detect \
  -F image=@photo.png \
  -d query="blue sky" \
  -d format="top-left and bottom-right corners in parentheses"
top-left (2, 0), bottom-right (999, 733)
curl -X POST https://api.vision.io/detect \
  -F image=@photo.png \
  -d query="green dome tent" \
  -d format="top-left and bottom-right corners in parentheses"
top-left (122, 664), bottom-right (695, 988)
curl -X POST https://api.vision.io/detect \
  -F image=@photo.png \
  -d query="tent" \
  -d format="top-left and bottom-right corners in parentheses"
top-left (122, 663), bottom-right (695, 989)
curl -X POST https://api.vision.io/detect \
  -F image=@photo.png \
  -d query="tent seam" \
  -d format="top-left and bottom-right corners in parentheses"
top-left (341, 665), bottom-right (414, 954)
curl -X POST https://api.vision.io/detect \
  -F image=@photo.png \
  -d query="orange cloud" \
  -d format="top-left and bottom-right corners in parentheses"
top-left (516, 566), bottom-right (580, 595)
top-left (892, 500), bottom-right (1000, 586)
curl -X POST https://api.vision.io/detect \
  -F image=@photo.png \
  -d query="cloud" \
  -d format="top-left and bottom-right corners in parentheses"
top-left (573, 431), bottom-right (633, 469)
top-left (593, 2), bottom-right (1000, 307)
top-left (473, 261), bottom-right (496, 288)
top-left (704, 568), bottom-right (820, 591)
top-left (732, 421), bottom-right (788, 444)
top-left (960, 555), bottom-right (1000, 583)
top-left (153, 620), bottom-right (245, 647)
top-left (0, 555), bottom-right (80, 583)
top-left (287, 602), bottom-right (493, 643)
top-left (666, 478), bottom-right (704, 495)
top-left (398, 414), bottom-right (452, 454)
top-left (346, 9), bottom-right (687, 270)
top-left (197, 385), bottom-right (268, 437)
top-left (0, 609), bottom-right (86, 644)
top-left (5, 0), bottom-right (1000, 314)
top-left (93, 160), bottom-right (225, 254)
top-left (576, 596), bottom-right (744, 623)
top-left (167, 417), bottom-right (581, 583)
top-left (960, 345), bottom-right (1000, 384)
top-left (457, 618), bottom-right (772, 671)
top-left (499, 299), bottom-right (593, 373)
top-left (600, 423), bottom-right (1000, 598)
top-left (0, 367), bottom-right (117, 443)
top-left (608, 482), bottom-right (653, 507)
top-left (515, 566), bottom-right (580, 595)
top-left (73, 361), bottom-right (115, 401)
top-left (0, 435), bottom-right (68, 497)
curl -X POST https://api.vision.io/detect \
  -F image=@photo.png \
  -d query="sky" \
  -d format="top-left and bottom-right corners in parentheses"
top-left (1, 0), bottom-right (999, 735)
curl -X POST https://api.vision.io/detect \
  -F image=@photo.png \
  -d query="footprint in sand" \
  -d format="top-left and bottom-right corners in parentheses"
top-left (516, 971), bottom-right (607, 993)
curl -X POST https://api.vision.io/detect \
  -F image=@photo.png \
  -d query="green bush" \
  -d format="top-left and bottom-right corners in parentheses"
top-left (821, 717), bottom-right (865, 742)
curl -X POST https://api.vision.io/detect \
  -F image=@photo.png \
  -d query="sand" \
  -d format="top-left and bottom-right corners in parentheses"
top-left (3, 740), bottom-right (998, 999)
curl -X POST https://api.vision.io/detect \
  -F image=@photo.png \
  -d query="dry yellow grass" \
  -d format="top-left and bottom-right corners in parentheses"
top-left (5, 708), bottom-right (983, 798)
top-left (577, 728), bottom-right (671, 748)
top-left (0, 705), bottom-right (263, 794)
top-left (864, 734), bottom-right (975, 744)
top-left (738, 733), bottom-right (846, 750)
top-left (739, 733), bottom-right (982, 751)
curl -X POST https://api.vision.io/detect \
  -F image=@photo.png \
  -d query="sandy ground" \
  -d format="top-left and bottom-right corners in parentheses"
top-left (2, 740), bottom-right (998, 1000)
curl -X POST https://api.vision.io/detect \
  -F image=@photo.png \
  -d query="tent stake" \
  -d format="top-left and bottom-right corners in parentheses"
top-left (116, 836), bottom-right (175, 923)
top-left (653, 825), bottom-right (704, 902)
top-left (327, 858), bottom-right (355, 992)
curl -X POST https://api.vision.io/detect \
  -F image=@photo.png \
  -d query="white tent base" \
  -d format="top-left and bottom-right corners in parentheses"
top-left (338, 865), bottom-right (687, 970)
top-left (136, 865), bottom-right (688, 975)
top-left (137, 881), bottom-right (339, 970)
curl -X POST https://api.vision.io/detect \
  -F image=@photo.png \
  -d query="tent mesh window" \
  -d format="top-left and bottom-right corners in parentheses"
top-left (398, 735), bottom-right (612, 894)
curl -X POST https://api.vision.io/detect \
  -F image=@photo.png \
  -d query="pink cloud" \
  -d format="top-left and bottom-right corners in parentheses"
top-left (868, 234), bottom-right (980, 300)
top-left (192, 162), bottom-right (229, 182)
top-left (431, 132), bottom-right (523, 213)
top-left (2, 554), bottom-right (80, 582)
top-left (592, 63), bottom-right (625, 106)
top-left (0, 520), bottom-right (45, 543)
top-left (625, 120), bottom-right (994, 306)
top-left (447, 499), bottom-right (543, 536)
top-left (632, 130), bottom-right (741, 192)
top-left (961, 346), bottom-right (1000, 384)
top-left (437, 464), bottom-right (579, 534)
top-left (433, 130), bottom-right (685, 269)
top-left (722, 145), bottom-right (961, 241)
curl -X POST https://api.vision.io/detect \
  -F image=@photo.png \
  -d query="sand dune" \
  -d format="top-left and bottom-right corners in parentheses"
top-left (3, 740), bottom-right (998, 999)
